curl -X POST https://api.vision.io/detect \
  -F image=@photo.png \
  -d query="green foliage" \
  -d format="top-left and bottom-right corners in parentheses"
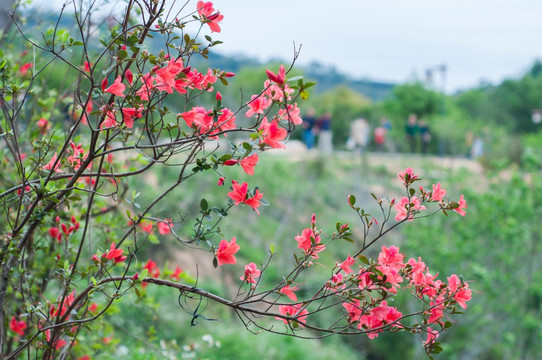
top-left (402, 173), bottom-right (542, 359)
top-left (384, 82), bottom-right (442, 120)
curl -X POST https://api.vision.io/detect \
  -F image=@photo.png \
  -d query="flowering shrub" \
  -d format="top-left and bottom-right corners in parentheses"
top-left (0, 1), bottom-right (470, 358)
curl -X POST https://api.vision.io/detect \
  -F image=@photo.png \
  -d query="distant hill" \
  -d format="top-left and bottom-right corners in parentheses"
top-left (19, 8), bottom-right (395, 102)
top-left (195, 52), bottom-right (395, 102)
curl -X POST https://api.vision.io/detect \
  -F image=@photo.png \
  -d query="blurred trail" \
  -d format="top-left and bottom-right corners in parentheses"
top-left (271, 140), bottom-right (484, 178)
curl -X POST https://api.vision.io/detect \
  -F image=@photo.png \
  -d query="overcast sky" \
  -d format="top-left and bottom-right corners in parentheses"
top-left (36, 0), bottom-right (542, 93)
top-left (210, 0), bottom-right (542, 93)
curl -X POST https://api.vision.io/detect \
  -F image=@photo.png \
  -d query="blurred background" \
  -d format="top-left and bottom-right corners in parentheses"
top-left (4, 0), bottom-right (542, 359)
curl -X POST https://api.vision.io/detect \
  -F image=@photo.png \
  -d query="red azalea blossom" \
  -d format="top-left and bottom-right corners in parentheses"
top-left (245, 95), bottom-right (271, 117)
top-left (19, 62), bottom-right (32, 75)
top-left (259, 118), bottom-right (287, 149)
top-left (157, 219), bottom-right (173, 235)
top-left (280, 284), bottom-right (299, 301)
top-left (125, 69), bottom-right (133, 85)
top-left (105, 242), bottom-right (126, 264)
top-left (104, 76), bottom-right (126, 97)
top-left (244, 189), bottom-right (263, 215)
top-left (121, 107), bottom-right (143, 128)
top-left (277, 304), bottom-right (308, 327)
top-left (398, 167), bottom-right (418, 186)
top-left (266, 64), bottom-right (285, 85)
top-left (431, 183), bottom-right (447, 202)
top-left (83, 61), bottom-right (92, 73)
top-left (240, 154), bottom-right (259, 175)
top-left (240, 262), bottom-right (261, 283)
top-left (197, 1), bottom-right (224, 33)
top-left (9, 316), bottom-right (27, 336)
top-left (43, 153), bottom-right (61, 172)
top-left (454, 194), bottom-right (468, 216)
top-left (338, 255), bottom-right (355, 274)
top-left (227, 180), bottom-right (248, 205)
top-left (216, 237), bottom-right (240, 265)
top-left (171, 265), bottom-right (183, 280)
top-left (295, 228), bottom-right (325, 259)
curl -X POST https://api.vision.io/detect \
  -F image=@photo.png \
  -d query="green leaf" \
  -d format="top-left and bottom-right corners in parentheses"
top-left (358, 255), bottom-right (370, 265)
top-left (288, 76), bottom-right (303, 82)
top-left (147, 234), bottom-right (160, 245)
top-left (140, 269), bottom-right (149, 279)
top-left (200, 198), bottom-right (208, 212)
top-left (270, 243), bottom-right (276, 254)
top-left (348, 194), bottom-right (356, 206)
top-left (117, 49), bottom-right (128, 60)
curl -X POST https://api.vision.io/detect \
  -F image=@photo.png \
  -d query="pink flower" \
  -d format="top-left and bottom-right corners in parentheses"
top-left (425, 327), bottom-right (439, 345)
top-left (266, 64), bottom-right (286, 85)
top-left (277, 304), bottom-right (308, 327)
top-left (223, 159), bottom-right (239, 166)
top-left (197, 1), bottom-right (224, 33)
top-left (278, 103), bottom-right (303, 125)
top-left (245, 94), bottom-right (271, 117)
top-left (431, 183), bottom-right (446, 202)
top-left (454, 194), bottom-right (468, 216)
top-left (157, 219), bottom-right (173, 235)
top-left (259, 118), bottom-right (287, 149)
top-left (327, 273), bottom-right (344, 289)
top-left (105, 242), bottom-right (126, 264)
top-left (171, 265), bottom-right (183, 280)
top-left (244, 189), bottom-right (263, 215)
top-left (280, 284), bottom-right (299, 301)
top-left (343, 299), bottom-right (362, 324)
top-left (217, 176), bottom-right (225, 186)
top-left (88, 303), bottom-right (98, 313)
top-left (125, 69), bottom-right (133, 85)
top-left (215, 108), bottom-right (236, 135)
top-left (83, 61), bottom-right (92, 73)
top-left (155, 58), bottom-right (184, 93)
top-left (398, 167), bottom-right (418, 186)
top-left (240, 154), bottom-right (259, 175)
top-left (215, 91), bottom-right (222, 101)
top-left (338, 255), bottom-right (355, 274)
top-left (37, 117), bottom-right (50, 133)
top-left (378, 246), bottom-right (405, 270)
top-left (100, 109), bottom-right (117, 130)
top-left (48, 227), bottom-right (61, 242)
top-left (447, 274), bottom-right (472, 309)
top-left (227, 180), bottom-right (248, 205)
top-left (394, 196), bottom-right (425, 221)
top-left (140, 221), bottom-right (153, 233)
top-left (295, 228), bottom-right (325, 259)
top-left (43, 152), bottom-right (61, 172)
top-left (121, 107), bottom-right (143, 128)
top-left (216, 237), bottom-right (240, 265)
top-left (104, 76), bottom-right (126, 97)
top-left (240, 262), bottom-right (261, 283)
top-left (9, 316), bottom-right (27, 336)
top-left (143, 259), bottom-right (160, 277)
top-left (19, 62), bottom-right (32, 75)
top-left (180, 106), bottom-right (214, 134)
